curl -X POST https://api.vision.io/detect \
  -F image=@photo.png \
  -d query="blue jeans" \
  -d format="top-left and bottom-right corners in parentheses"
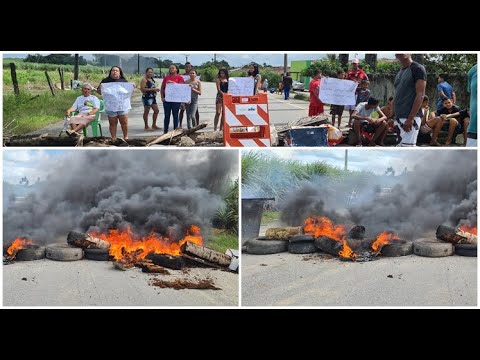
top-left (163, 101), bottom-right (180, 133)
top-left (284, 87), bottom-right (290, 100)
top-left (186, 99), bottom-right (198, 129)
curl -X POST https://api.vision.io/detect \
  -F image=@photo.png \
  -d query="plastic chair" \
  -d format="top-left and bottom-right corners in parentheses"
top-left (60, 99), bottom-right (104, 137)
top-left (82, 99), bottom-right (104, 137)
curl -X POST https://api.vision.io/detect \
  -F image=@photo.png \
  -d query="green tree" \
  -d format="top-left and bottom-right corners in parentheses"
top-left (422, 54), bottom-right (477, 73)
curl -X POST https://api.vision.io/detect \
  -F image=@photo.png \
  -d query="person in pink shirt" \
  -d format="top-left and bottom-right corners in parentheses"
top-left (308, 69), bottom-right (324, 116)
top-left (160, 64), bottom-right (185, 133)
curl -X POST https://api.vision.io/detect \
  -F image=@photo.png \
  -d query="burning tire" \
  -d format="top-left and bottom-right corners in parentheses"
top-left (246, 239), bottom-right (288, 255)
top-left (16, 245), bottom-right (46, 261)
top-left (454, 243), bottom-right (477, 257)
top-left (413, 239), bottom-right (453, 257)
top-left (84, 248), bottom-right (110, 261)
top-left (380, 240), bottom-right (413, 257)
top-left (314, 236), bottom-right (343, 256)
top-left (46, 244), bottom-right (84, 261)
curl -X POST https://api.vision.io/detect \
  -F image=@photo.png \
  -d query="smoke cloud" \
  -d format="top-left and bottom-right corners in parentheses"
top-left (281, 151), bottom-right (476, 239)
top-left (4, 150), bottom-right (238, 244)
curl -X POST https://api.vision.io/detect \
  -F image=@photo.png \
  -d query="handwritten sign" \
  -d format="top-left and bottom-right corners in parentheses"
top-left (318, 78), bottom-right (357, 105)
top-left (165, 83), bottom-right (192, 103)
top-left (228, 77), bottom-right (254, 96)
top-left (101, 82), bottom-right (135, 112)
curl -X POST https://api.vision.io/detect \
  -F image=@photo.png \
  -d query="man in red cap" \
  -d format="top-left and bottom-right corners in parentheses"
top-left (346, 58), bottom-right (369, 126)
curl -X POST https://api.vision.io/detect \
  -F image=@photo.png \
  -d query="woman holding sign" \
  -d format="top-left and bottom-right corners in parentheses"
top-left (247, 63), bottom-right (262, 95)
top-left (97, 66), bottom-right (131, 140)
top-left (160, 64), bottom-right (185, 133)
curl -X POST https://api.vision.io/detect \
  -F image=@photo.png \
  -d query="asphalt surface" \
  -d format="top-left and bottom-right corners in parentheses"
top-left (241, 252), bottom-right (476, 306)
top-left (4, 258), bottom-right (238, 306)
top-left (242, 220), bottom-right (477, 306)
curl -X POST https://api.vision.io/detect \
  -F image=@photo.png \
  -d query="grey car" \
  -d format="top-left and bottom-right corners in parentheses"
top-left (292, 80), bottom-right (305, 91)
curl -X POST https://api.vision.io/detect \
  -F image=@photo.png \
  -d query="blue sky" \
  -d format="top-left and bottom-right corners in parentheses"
top-left (3, 52), bottom-right (396, 67)
top-left (242, 149), bottom-right (434, 175)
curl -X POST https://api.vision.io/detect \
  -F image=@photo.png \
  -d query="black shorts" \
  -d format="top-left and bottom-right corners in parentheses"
top-left (142, 97), bottom-right (157, 107)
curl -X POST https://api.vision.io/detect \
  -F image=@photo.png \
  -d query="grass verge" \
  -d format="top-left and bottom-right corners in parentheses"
top-left (261, 211), bottom-right (280, 224)
top-left (3, 91), bottom-right (80, 135)
top-left (207, 229), bottom-right (238, 253)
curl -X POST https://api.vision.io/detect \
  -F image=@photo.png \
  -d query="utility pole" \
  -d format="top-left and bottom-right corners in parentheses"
top-left (185, 54), bottom-right (189, 63)
top-left (137, 54), bottom-right (140, 74)
top-left (74, 54), bottom-right (79, 80)
top-left (214, 53), bottom-right (216, 65)
top-left (283, 54), bottom-right (288, 75)
top-left (344, 149), bottom-right (348, 171)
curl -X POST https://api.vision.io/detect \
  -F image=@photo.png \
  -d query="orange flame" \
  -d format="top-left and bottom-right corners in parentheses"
top-left (91, 225), bottom-right (203, 262)
top-left (6, 238), bottom-right (33, 256)
top-left (339, 240), bottom-right (355, 259)
top-left (459, 225), bottom-right (477, 235)
top-left (371, 231), bottom-right (400, 252)
top-left (304, 216), bottom-right (346, 241)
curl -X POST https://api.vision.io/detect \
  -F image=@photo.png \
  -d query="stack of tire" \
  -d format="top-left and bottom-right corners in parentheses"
top-left (413, 238), bottom-right (477, 258)
top-left (245, 234), bottom-right (317, 255)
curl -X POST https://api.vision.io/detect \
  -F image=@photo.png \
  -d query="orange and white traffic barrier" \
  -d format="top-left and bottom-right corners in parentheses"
top-left (222, 93), bottom-right (271, 147)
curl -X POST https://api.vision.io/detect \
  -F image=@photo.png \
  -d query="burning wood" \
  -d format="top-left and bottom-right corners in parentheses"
top-left (305, 216), bottom-right (401, 261)
top-left (67, 231), bottom-right (111, 249)
top-left (148, 253), bottom-right (186, 270)
top-left (180, 241), bottom-right (232, 268)
top-left (92, 225), bottom-right (203, 263)
top-left (113, 261), bottom-right (135, 271)
top-left (265, 226), bottom-right (303, 239)
top-left (141, 264), bottom-right (171, 274)
top-left (149, 278), bottom-right (221, 290)
top-left (436, 225), bottom-right (477, 245)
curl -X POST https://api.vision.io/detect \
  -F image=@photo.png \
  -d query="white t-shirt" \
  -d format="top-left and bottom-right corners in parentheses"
top-left (355, 102), bottom-right (381, 121)
top-left (72, 95), bottom-right (100, 114)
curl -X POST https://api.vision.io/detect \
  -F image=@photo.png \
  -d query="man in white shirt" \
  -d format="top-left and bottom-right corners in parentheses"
top-left (352, 97), bottom-right (388, 146)
top-left (65, 83), bottom-right (100, 136)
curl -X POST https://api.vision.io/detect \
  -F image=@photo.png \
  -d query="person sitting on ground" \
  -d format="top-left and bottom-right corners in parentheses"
top-left (381, 96), bottom-right (395, 131)
top-left (352, 97), bottom-right (388, 146)
top-left (419, 95), bottom-right (443, 146)
top-left (432, 98), bottom-right (469, 146)
top-left (65, 83), bottom-right (100, 136)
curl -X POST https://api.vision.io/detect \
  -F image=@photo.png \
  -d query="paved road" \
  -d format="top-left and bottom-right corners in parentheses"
top-left (242, 221), bottom-right (477, 306)
top-left (4, 258), bottom-right (238, 306)
top-left (242, 252), bottom-right (477, 307)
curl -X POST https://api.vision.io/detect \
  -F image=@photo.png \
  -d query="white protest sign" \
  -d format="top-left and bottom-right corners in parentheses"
top-left (165, 83), bottom-right (192, 103)
top-left (319, 77), bottom-right (357, 105)
top-left (101, 82), bottom-right (135, 112)
top-left (228, 77), bottom-right (254, 96)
